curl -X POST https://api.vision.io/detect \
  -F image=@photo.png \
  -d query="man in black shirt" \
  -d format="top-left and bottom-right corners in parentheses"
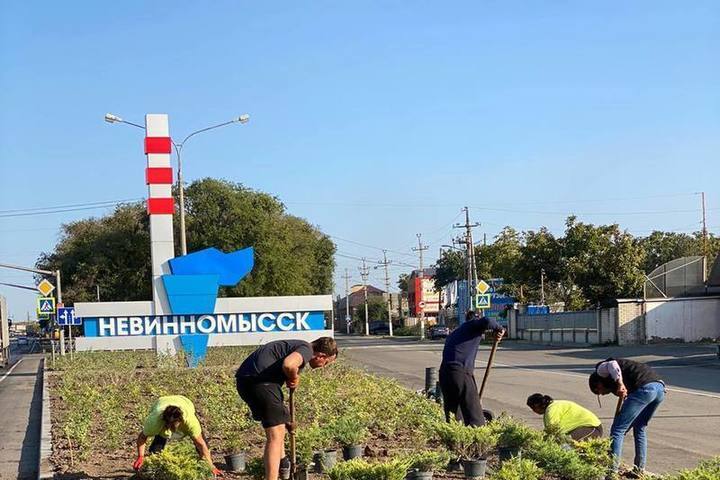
top-left (439, 311), bottom-right (504, 426)
top-left (589, 358), bottom-right (665, 475)
top-left (236, 337), bottom-right (338, 480)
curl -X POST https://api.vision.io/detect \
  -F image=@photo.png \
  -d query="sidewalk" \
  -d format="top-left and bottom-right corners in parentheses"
top-left (0, 353), bottom-right (43, 480)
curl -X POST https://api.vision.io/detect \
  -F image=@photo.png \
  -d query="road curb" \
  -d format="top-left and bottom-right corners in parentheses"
top-left (38, 357), bottom-right (53, 480)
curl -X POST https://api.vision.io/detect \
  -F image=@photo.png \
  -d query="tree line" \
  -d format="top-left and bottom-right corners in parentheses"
top-left (36, 178), bottom-right (336, 304)
top-left (433, 216), bottom-right (719, 310)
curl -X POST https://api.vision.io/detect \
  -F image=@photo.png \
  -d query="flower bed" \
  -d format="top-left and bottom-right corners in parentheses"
top-left (47, 348), bottom-right (719, 480)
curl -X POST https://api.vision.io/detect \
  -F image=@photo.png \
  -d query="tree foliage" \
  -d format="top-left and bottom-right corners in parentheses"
top-left (37, 178), bottom-right (336, 304)
top-left (432, 215), bottom-right (718, 309)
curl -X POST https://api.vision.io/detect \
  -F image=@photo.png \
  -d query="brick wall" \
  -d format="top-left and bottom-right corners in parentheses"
top-left (617, 301), bottom-right (645, 345)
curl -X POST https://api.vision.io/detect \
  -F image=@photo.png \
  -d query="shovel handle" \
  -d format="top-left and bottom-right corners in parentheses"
top-left (478, 337), bottom-right (499, 401)
top-left (289, 389), bottom-right (297, 477)
top-left (614, 395), bottom-right (624, 418)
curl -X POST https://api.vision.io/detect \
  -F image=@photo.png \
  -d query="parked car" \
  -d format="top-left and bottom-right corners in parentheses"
top-left (428, 325), bottom-right (450, 340)
top-left (369, 321), bottom-right (391, 335)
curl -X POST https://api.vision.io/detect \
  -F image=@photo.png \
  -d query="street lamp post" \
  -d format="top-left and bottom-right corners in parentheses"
top-left (105, 113), bottom-right (250, 255)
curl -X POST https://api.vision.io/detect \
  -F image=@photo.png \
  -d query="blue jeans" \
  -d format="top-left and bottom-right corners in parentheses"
top-left (610, 381), bottom-right (665, 471)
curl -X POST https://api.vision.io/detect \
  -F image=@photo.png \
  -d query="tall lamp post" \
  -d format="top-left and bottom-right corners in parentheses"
top-left (105, 113), bottom-right (250, 255)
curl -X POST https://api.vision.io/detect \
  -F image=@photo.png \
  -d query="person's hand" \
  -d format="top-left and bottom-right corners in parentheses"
top-left (286, 421), bottom-right (296, 433)
top-left (616, 383), bottom-right (628, 399)
top-left (132, 455), bottom-right (144, 471)
top-left (286, 376), bottom-right (299, 389)
top-left (211, 467), bottom-right (223, 476)
top-left (494, 329), bottom-right (505, 342)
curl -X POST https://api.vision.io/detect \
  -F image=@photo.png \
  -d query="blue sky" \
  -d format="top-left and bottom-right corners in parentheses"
top-left (1, 1), bottom-right (718, 319)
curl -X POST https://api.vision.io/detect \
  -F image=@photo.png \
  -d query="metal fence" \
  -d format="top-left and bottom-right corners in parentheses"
top-left (517, 310), bottom-right (597, 330)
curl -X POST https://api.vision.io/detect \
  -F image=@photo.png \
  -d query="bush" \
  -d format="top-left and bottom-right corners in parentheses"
top-left (333, 415), bottom-right (370, 446)
top-left (433, 420), bottom-right (498, 460)
top-left (492, 457), bottom-right (543, 480)
top-left (662, 456), bottom-right (720, 480)
top-left (245, 457), bottom-right (264, 480)
top-left (489, 416), bottom-right (542, 450)
top-left (137, 441), bottom-right (212, 480)
top-left (524, 437), bottom-right (606, 480)
top-left (394, 325), bottom-right (420, 336)
top-left (403, 450), bottom-right (451, 472)
top-left (327, 458), bottom-right (410, 480)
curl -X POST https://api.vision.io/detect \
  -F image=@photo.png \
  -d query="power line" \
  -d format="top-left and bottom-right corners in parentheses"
top-left (0, 199), bottom-right (143, 218)
top-left (329, 235), bottom-right (416, 258)
top-left (0, 198), bottom-right (143, 215)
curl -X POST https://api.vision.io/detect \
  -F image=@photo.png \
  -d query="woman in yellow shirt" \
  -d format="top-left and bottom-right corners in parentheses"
top-left (526, 393), bottom-right (603, 441)
top-left (133, 395), bottom-right (220, 475)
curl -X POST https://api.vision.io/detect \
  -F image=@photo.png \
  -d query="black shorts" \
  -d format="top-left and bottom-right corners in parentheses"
top-left (236, 377), bottom-right (289, 428)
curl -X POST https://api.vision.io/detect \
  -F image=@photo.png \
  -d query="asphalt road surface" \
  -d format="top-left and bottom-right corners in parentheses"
top-left (0, 342), bottom-right (43, 480)
top-left (338, 335), bottom-right (720, 475)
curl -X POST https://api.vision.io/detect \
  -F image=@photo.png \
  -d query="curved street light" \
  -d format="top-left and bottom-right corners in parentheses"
top-left (105, 113), bottom-right (250, 255)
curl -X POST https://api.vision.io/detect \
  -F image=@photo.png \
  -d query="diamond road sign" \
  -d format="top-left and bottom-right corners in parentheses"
top-left (476, 294), bottom-right (491, 309)
top-left (37, 279), bottom-right (55, 296)
top-left (37, 297), bottom-right (56, 315)
top-left (57, 307), bottom-right (80, 326)
top-left (476, 280), bottom-right (490, 295)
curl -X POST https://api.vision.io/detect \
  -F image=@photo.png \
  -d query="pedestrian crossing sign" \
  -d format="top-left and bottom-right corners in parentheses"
top-left (475, 294), bottom-right (491, 309)
top-left (37, 297), bottom-right (56, 315)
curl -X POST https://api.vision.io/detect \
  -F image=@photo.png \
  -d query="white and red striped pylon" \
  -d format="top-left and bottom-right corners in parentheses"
top-left (144, 114), bottom-right (175, 315)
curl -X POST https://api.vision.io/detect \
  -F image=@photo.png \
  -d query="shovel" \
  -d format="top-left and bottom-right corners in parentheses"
top-left (289, 388), bottom-right (297, 480)
top-left (478, 336), bottom-right (500, 422)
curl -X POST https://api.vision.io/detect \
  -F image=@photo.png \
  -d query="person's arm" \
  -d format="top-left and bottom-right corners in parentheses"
top-left (134, 432), bottom-right (148, 470)
top-left (192, 435), bottom-right (221, 475)
top-left (482, 316), bottom-right (505, 341)
top-left (282, 351), bottom-right (305, 389)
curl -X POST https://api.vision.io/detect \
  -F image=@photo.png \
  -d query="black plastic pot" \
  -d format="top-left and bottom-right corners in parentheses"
top-left (447, 459), bottom-right (463, 472)
top-left (498, 446), bottom-right (520, 461)
top-left (313, 449), bottom-right (338, 473)
top-left (224, 452), bottom-right (246, 472)
top-left (296, 465), bottom-right (309, 480)
top-left (342, 444), bottom-right (364, 460)
top-left (407, 470), bottom-right (433, 480)
top-left (462, 459), bottom-right (487, 479)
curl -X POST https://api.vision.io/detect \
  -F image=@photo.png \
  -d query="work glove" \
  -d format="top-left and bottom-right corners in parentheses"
top-left (132, 455), bottom-right (144, 471)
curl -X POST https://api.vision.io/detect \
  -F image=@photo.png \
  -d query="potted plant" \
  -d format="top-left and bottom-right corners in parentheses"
top-left (459, 427), bottom-right (498, 479)
top-left (405, 450), bottom-right (451, 480)
top-left (435, 420), bottom-right (497, 479)
top-left (223, 433), bottom-right (247, 472)
top-left (333, 416), bottom-right (369, 460)
top-left (492, 418), bottom-right (541, 461)
top-left (328, 458), bottom-right (410, 480)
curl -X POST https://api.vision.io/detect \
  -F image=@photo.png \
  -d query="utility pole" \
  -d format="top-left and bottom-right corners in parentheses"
top-left (438, 247), bottom-right (445, 325)
top-left (359, 259), bottom-right (370, 336)
top-left (342, 269), bottom-right (352, 334)
top-left (412, 234), bottom-right (429, 340)
top-left (453, 207), bottom-right (481, 316)
top-left (377, 251), bottom-right (394, 336)
top-left (0, 262), bottom-right (65, 356)
top-left (701, 192), bottom-right (708, 267)
top-left (540, 268), bottom-right (546, 305)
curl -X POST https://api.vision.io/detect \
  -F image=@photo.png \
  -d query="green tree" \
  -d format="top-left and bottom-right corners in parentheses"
top-left (397, 273), bottom-right (409, 294)
top-left (37, 178), bottom-right (336, 304)
top-left (434, 249), bottom-right (465, 290)
top-left (352, 296), bottom-right (387, 323)
top-left (561, 217), bottom-right (645, 306)
top-left (639, 231), bottom-right (699, 273)
top-left (36, 203), bottom-right (152, 303)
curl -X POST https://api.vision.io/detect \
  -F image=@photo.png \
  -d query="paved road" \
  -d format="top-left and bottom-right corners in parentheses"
top-left (338, 335), bottom-right (720, 475)
top-left (0, 344), bottom-right (43, 480)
